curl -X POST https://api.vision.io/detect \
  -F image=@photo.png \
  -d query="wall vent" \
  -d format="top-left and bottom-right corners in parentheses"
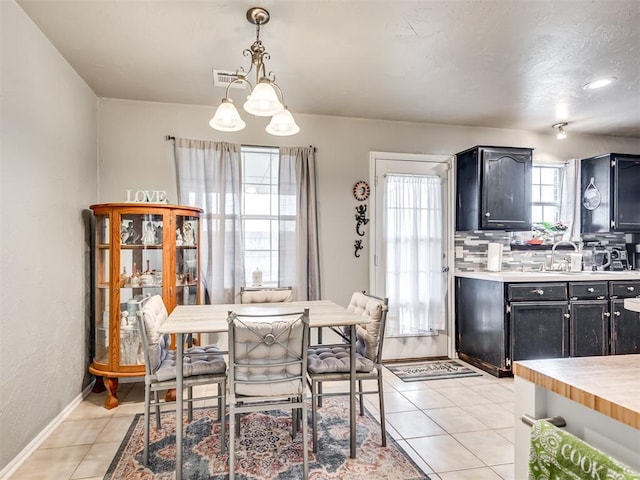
top-left (213, 70), bottom-right (247, 89)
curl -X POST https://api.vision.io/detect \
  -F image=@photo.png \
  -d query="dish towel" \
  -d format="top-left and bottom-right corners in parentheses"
top-left (529, 419), bottom-right (640, 480)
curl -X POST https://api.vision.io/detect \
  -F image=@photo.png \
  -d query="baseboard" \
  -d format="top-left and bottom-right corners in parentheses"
top-left (0, 380), bottom-right (96, 480)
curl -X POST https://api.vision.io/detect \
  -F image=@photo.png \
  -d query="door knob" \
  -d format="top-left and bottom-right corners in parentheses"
top-left (485, 212), bottom-right (491, 217)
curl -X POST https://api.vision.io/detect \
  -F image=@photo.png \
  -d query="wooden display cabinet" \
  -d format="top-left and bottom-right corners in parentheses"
top-left (89, 203), bottom-right (202, 408)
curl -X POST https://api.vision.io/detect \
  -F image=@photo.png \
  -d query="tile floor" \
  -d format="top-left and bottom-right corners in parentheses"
top-left (8, 361), bottom-right (516, 480)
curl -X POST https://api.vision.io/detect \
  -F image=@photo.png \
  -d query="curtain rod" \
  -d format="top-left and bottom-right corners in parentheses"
top-left (165, 135), bottom-right (315, 152)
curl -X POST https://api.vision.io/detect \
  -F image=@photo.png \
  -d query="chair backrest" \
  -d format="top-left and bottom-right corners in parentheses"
top-left (239, 286), bottom-right (294, 304)
top-left (136, 295), bottom-right (171, 375)
top-left (346, 291), bottom-right (389, 363)
top-left (227, 308), bottom-right (309, 398)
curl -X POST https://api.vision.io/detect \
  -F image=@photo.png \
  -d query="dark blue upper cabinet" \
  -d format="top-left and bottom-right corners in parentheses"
top-left (581, 153), bottom-right (640, 233)
top-left (456, 146), bottom-right (533, 231)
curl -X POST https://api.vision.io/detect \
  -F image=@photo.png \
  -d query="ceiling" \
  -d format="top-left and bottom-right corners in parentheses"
top-left (16, 0), bottom-right (640, 138)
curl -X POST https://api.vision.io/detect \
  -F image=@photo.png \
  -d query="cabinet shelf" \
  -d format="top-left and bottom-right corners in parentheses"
top-left (90, 203), bottom-right (202, 409)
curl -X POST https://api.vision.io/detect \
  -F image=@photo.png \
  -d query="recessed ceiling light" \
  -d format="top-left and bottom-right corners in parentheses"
top-left (583, 77), bottom-right (617, 90)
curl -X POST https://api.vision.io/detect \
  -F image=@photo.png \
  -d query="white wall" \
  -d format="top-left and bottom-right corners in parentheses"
top-left (0, 0), bottom-right (97, 471)
top-left (97, 98), bottom-right (640, 307)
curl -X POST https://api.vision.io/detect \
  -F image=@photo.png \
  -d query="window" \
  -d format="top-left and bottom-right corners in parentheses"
top-left (532, 165), bottom-right (564, 224)
top-left (241, 146), bottom-right (280, 286)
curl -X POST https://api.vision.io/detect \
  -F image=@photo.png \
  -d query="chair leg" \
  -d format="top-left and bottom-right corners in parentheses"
top-left (358, 379), bottom-right (364, 416)
top-left (229, 403), bottom-right (235, 480)
top-left (143, 384), bottom-right (151, 465)
top-left (311, 379), bottom-right (318, 453)
top-left (377, 374), bottom-right (387, 447)
top-left (301, 401), bottom-right (309, 480)
top-left (153, 391), bottom-right (161, 430)
top-left (187, 386), bottom-right (193, 422)
top-left (220, 380), bottom-right (227, 455)
top-left (291, 398), bottom-right (298, 439)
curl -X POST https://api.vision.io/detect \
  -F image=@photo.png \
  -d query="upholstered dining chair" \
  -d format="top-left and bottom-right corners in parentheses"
top-left (239, 286), bottom-right (294, 304)
top-left (135, 295), bottom-right (227, 465)
top-left (227, 308), bottom-right (310, 480)
top-left (306, 291), bottom-right (389, 453)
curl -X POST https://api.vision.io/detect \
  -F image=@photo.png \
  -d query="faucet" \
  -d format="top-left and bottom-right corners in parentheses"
top-left (551, 240), bottom-right (578, 270)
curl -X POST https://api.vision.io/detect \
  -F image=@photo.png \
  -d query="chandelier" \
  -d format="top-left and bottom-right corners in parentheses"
top-left (209, 7), bottom-right (300, 136)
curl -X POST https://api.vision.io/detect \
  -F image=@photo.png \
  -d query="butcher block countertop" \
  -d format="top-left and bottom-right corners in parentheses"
top-left (513, 356), bottom-right (640, 430)
top-left (625, 298), bottom-right (640, 312)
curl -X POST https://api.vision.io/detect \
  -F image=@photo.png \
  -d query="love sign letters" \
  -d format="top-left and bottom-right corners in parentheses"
top-left (125, 190), bottom-right (168, 203)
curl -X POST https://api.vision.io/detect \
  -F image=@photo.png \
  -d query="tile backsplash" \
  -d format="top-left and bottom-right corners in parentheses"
top-left (454, 231), bottom-right (627, 272)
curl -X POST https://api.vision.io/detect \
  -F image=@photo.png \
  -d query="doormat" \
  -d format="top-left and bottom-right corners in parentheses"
top-left (386, 360), bottom-right (482, 382)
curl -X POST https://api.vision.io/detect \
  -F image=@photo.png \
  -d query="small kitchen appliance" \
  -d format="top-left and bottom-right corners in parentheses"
top-left (592, 246), bottom-right (611, 271)
top-left (609, 248), bottom-right (628, 271)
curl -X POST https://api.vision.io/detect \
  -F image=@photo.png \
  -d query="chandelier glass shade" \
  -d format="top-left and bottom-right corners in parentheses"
top-left (266, 107), bottom-right (300, 136)
top-left (210, 7), bottom-right (299, 136)
top-left (209, 99), bottom-right (246, 132)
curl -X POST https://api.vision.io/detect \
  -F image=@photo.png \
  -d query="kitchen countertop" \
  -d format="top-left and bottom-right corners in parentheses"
top-left (513, 356), bottom-right (640, 429)
top-left (455, 270), bottom-right (640, 282)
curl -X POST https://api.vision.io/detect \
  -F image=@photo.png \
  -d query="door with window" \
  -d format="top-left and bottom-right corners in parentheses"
top-left (370, 152), bottom-right (452, 361)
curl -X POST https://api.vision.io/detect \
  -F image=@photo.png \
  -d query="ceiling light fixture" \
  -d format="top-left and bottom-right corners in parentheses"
top-left (583, 77), bottom-right (617, 90)
top-left (553, 122), bottom-right (568, 139)
top-left (209, 7), bottom-right (299, 136)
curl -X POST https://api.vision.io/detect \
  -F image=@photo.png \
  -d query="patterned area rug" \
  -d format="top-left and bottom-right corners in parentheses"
top-left (386, 360), bottom-right (482, 382)
top-left (104, 397), bottom-right (430, 479)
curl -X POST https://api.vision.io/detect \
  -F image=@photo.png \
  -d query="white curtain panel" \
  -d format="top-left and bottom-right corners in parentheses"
top-left (174, 138), bottom-right (245, 304)
top-left (278, 147), bottom-right (321, 301)
top-left (384, 174), bottom-right (445, 332)
top-left (561, 158), bottom-right (581, 241)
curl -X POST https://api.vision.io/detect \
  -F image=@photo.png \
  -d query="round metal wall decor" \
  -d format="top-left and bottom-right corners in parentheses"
top-left (582, 177), bottom-right (601, 210)
top-left (353, 181), bottom-right (370, 201)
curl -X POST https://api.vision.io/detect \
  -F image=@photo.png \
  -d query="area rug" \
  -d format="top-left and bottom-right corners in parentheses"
top-left (104, 397), bottom-right (430, 479)
top-left (386, 360), bottom-right (482, 382)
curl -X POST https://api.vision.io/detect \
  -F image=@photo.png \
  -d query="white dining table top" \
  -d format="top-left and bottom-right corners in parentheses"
top-left (158, 299), bottom-right (368, 334)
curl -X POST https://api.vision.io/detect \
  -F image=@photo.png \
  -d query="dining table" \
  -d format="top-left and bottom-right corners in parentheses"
top-left (158, 299), bottom-right (369, 480)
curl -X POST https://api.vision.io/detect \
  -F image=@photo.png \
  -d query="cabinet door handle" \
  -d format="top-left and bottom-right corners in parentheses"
top-left (587, 287), bottom-right (595, 293)
top-left (532, 289), bottom-right (544, 295)
top-left (563, 313), bottom-right (570, 318)
top-left (627, 286), bottom-right (635, 292)
top-left (485, 212), bottom-right (491, 217)
top-left (604, 312), bottom-right (611, 317)
top-left (614, 311), bottom-right (621, 316)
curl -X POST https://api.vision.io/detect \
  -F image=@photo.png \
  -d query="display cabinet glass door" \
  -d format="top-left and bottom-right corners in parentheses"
top-left (175, 214), bottom-right (199, 306)
top-left (95, 214), bottom-right (110, 366)
top-left (118, 213), bottom-right (164, 366)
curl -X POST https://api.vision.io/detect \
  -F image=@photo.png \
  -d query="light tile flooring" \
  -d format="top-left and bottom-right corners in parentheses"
top-left (9, 361), bottom-right (516, 480)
